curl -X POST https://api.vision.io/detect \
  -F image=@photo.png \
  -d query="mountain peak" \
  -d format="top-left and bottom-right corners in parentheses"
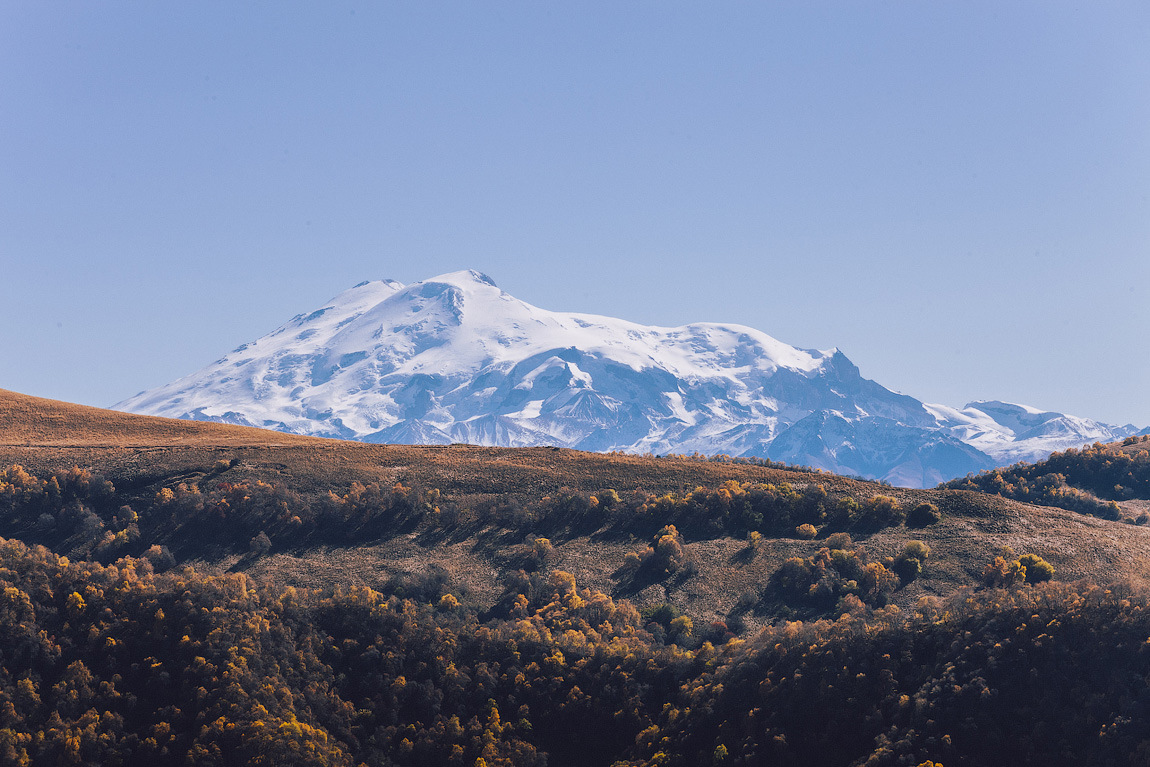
top-left (114, 271), bottom-right (1145, 487)
top-left (417, 269), bottom-right (498, 290)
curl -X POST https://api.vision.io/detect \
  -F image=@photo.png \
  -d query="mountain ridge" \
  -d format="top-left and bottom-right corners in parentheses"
top-left (115, 270), bottom-right (1144, 486)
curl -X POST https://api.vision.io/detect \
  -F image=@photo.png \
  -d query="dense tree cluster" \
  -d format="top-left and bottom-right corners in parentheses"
top-left (9, 458), bottom-right (1145, 765)
top-left (534, 482), bottom-right (910, 542)
top-left (0, 466), bottom-right (443, 562)
top-left (0, 467), bottom-right (923, 565)
top-left (1, 534), bottom-right (1148, 766)
top-left (0, 536), bottom-right (689, 766)
top-left (945, 440), bottom-right (1150, 519)
top-left (764, 534), bottom-right (902, 616)
top-left (617, 579), bottom-right (1150, 767)
top-left (982, 549), bottom-right (1055, 587)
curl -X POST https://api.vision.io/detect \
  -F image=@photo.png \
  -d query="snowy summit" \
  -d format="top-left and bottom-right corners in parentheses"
top-left (116, 270), bottom-right (1145, 487)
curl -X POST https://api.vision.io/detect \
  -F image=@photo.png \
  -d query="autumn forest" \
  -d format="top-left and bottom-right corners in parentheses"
top-left (3, 392), bottom-right (1150, 766)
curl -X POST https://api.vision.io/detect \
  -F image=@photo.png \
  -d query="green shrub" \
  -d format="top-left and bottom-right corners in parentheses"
top-left (595, 488), bottom-right (621, 509)
top-left (907, 502), bottom-right (941, 527)
top-left (1017, 553), bottom-right (1055, 583)
top-left (825, 532), bottom-right (853, 550)
top-left (893, 540), bottom-right (931, 583)
top-left (642, 602), bottom-right (681, 628)
top-left (984, 551), bottom-right (1054, 586)
top-left (794, 523), bottom-right (818, 539)
top-left (669, 615), bottom-right (693, 639)
top-left (775, 557), bottom-right (813, 597)
top-left (856, 495), bottom-right (904, 528)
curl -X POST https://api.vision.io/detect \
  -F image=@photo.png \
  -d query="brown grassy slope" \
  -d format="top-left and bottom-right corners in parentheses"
top-left (240, 490), bottom-right (1150, 633)
top-left (0, 387), bottom-right (870, 500)
top-left (5, 387), bottom-right (1150, 630)
top-left (0, 387), bottom-right (323, 446)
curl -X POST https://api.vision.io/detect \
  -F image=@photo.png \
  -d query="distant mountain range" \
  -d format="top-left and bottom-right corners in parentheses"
top-left (115, 270), bottom-right (1146, 487)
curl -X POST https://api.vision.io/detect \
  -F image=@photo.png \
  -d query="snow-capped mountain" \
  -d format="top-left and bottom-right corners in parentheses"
top-left (927, 400), bottom-right (1142, 465)
top-left (115, 270), bottom-right (1145, 487)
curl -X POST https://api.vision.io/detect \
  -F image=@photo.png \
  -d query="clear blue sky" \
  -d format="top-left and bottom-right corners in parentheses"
top-left (3, 2), bottom-right (1148, 426)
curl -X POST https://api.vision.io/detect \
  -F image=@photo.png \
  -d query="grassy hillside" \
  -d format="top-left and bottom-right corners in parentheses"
top-left (4, 388), bottom-right (1150, 765)
top-left (6, 389), bottom-right (1150, 628)
top-left (0, 388), bottom-right (860, 499)
top-left (945, 435), bottom-right (1150, 522)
